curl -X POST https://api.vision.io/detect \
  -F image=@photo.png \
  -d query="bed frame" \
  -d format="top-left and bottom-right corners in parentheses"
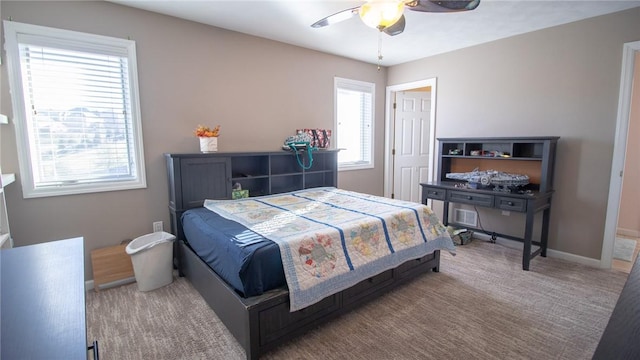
top-left (178, 240), bottom-right (439, 359)
top-left (166, 151), bottom-right (442, 359)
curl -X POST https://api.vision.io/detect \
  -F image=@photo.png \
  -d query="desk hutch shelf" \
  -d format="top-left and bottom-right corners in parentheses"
top-left (422, 137), bottom-right (559, 270)
top-left (437, 137), bottom-right (557, 192)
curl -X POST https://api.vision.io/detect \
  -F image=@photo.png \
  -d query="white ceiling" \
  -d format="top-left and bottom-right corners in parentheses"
top-left (109, 0), bottom-right (640, 66)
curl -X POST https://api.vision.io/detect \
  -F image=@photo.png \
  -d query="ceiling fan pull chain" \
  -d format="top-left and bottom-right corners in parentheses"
top-left (377, 31), bottom-right (383, 71)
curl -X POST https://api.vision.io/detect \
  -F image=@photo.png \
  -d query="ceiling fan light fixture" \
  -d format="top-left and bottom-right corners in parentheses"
top-left (359, 0), bottom-right (405, 30)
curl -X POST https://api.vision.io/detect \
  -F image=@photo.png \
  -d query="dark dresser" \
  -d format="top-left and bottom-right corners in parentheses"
top-left (593, 255), bottom-right (640, 359)
top-left (1, 237), bottom-right (97, 359)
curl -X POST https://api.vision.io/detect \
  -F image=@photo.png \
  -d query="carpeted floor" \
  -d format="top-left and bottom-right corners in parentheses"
top-left (86, 240), bottom-right (628, 360)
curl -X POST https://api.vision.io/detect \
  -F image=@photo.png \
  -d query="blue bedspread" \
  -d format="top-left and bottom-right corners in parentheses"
top-left (204, 187), bottom-right (455, 311)
top-left (181, 208), bottom-right (285, 297)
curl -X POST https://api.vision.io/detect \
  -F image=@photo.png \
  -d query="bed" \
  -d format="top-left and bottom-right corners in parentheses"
top-left (166, 152), bottom-right (454, 359)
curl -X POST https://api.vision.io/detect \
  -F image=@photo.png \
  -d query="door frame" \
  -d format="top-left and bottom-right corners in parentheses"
top-left (602, 40), bottom-right (640, 268)
top-left (384, 78), bottom-right (437, 198)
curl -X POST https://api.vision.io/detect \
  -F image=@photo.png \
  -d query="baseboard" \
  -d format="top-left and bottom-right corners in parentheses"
top-left (616, 228), bottom-right (640, 238)
top-left (471, 233), bottom-right (601, 268)
top-left (85, 270), bottom-right (179, 292)
top-left (85, 276), bottom-right (136, 292)
top-left (545, 248), bottom-right (601, 268)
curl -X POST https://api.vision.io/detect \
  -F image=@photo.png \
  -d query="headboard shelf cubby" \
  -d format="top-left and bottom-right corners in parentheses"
top-left (165, 150), bottom-right (339, 240)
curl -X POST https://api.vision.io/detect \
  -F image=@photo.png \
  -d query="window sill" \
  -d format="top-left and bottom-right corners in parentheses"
top-left (338, 164), bottom-right (374, 172)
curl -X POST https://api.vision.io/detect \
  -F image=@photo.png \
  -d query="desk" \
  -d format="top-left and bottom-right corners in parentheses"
top-left (1, 237), bottom-right (97, 359)
top-left (421, 182), bottom-right (553, 270)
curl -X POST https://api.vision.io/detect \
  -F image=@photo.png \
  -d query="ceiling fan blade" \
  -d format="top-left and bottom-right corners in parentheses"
top-left (382, 14), bottom-right (405, 36)
top-left (311, 6), bottom-right (360, 28)
top-left (405, 0), bottom-right (480, 13)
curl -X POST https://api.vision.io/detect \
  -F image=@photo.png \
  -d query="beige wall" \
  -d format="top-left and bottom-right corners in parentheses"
top-left (0, 1), bottom-right (387, 279)
top-left (389, 8), bottom-right (640, 260)
top-left (2, 1), bottom-right (640, 277)
top-left (618, 54), bottom-right (640, 236)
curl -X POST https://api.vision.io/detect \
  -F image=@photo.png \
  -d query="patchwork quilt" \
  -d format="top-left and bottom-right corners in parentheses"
top-left (204, 187), bottom-right (455, 311)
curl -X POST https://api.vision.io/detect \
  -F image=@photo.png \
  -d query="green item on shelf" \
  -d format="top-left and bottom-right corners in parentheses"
top-left (232, 189), bottom-right (249, 199)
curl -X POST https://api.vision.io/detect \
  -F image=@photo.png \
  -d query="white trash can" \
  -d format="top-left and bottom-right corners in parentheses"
top-left (125, 231), bottom-right (176, 291)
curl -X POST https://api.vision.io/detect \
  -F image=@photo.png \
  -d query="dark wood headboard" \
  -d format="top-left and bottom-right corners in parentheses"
top-left (164, 150), bottom-right (339, 241)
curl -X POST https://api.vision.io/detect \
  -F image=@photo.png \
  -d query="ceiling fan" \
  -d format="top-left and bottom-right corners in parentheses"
top-left (311, 0), bottom-right (481, 36)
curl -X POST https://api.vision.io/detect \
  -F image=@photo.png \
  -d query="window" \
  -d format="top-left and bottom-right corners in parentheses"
top-left (334, 77), bottom-right (374, 170)
top-left (3, 21), bottom-right (146, 198)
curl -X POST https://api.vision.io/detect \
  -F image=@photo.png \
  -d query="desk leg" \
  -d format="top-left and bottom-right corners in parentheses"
top-left (540, 206), bottom-right (551, 257)
top-left (523, 204), bottom-right (535, 271)
top-left (442, 201), bottom-right (450, 226)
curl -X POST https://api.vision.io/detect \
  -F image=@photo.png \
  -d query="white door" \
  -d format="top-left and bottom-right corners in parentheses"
top-left (392, 91), bottom-right (431, 202)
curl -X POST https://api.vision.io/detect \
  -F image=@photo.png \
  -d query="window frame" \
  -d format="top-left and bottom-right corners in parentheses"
top-left (334, 77), bottom-right (375, 171)
top-left (3, 21), bottom-right (146, 198)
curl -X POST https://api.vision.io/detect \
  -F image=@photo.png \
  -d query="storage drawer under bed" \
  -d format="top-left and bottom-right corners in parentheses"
top-left (342, 269), bottom-right (394, 306)
top-left (258, 293), bottom-right (340, 346)
top-left (256, 251), bottom-right (439, 347)
top-left (396, 252), bottom-right (438, 279)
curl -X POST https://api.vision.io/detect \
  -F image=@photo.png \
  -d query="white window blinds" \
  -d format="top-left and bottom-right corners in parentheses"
top-left (4, 21), bottom-right (146, 198)
top-left (335, 78), bottom-right (374, 170)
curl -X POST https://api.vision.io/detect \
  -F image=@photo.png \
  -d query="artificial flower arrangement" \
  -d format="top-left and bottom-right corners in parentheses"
top-left (194, 124), bottom-right (221, 137)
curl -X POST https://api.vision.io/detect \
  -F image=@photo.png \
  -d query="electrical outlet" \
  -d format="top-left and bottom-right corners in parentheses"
top-left (501, 210), bottom-right (511, 216)
top-left (153, 221), bottom-right (163, 232)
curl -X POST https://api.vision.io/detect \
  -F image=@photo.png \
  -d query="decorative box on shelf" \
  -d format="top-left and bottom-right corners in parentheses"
top-left (199, 136), bottom-right (218, 153)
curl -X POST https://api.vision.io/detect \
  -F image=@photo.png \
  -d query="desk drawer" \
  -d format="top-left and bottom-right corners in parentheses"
top-left (422, 186), bottom-right (446, 201)
top-left (448, 191), bottom-right (493, 207)
top-left (496, 196), bottom-right (526, 212)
